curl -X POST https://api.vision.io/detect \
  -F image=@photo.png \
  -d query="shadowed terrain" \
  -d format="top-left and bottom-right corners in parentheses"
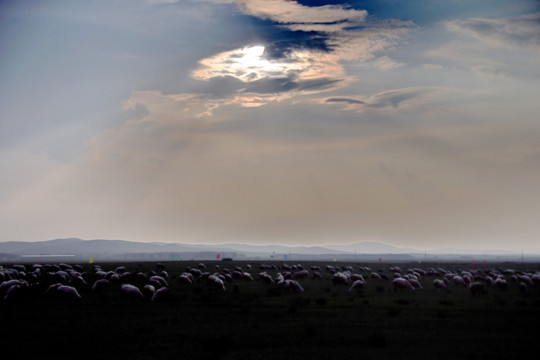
top-left (1, 260), bottom-right (539, 359)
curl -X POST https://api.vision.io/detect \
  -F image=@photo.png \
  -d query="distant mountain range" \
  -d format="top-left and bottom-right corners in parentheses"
top-left (0, 238), bottom-right (535, 262)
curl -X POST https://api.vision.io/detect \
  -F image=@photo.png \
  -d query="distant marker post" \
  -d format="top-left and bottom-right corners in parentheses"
top-left (216, 254), bottom-right (220, 260)
top-left (89, 257), bottom-right (94, 264)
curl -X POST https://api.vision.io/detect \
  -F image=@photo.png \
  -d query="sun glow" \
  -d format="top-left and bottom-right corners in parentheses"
top-left (193, 44), bottom-right (318, 82)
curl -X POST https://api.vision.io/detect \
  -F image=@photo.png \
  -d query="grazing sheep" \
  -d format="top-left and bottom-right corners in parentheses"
top-left (348, 279), bottom-right (365, 293)
top-left (292, 270), bottom-right (308, 279)
top-left (242, 272), bottom-right (254, 281)
top-left (312, 271), bottom-right (322, 279)
top-left (408, 278), bottom-right (422, 289)
top-left (56, 285), bottom-right (82, 301)
top-left (279, 279), bottom-right (304, 293)
top-left (3, 284), bottom-right (22, 301)
top-left (208, 274), bottom-right (226, 292)
top-left (332, 272), bottom-right (350, 285)
top-left (178, 273), bottom-right (193, 284)
top-left (494, 277), bottom-right (508, 290)
top-left (452, 276), bottom-right (466, 286)
top-left (143, 285), bottom-right (156, 298)
top-left (151, 287), bottom-right (169, 302)
top-left (190, 268), bottom-right (203, 278)
top-left (392, 278), bottom-right (414, 292)
top-left (433, 279), bottom-right (447, 289)
top-left (370, 272), bottom-right (382, 281)
top-left (0, 279), bottom-right (25, 299)
top-left (519, 282), bottom-right (528, 293)
top-left (350, 274), bottom-right (365, 282)
top-left (518, 275), bottom-right (533, 286)
top-left (469, 282), bottom-right (486, 295)
top-left (259, 272), bottom-right (274, 284)
top-left (91, 279), bottom-right (110, 292)
top-left (198, 263), bottom-right (206, 270)
top-left (149, 275), bottom-right (169, 289)
top-left (121, 284), bottom-right (144, 300)
top-left (289, 280), bottom-right (304, 293)
top-left (108, 273), bottom-right (120, 283)
top-left (136, 272), bottom-right (149, 282)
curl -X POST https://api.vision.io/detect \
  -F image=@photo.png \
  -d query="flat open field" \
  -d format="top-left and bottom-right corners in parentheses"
top-left (1, 261), bottom-right (539, 359)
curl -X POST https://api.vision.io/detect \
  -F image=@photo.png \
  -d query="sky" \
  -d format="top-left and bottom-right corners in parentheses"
top-left (1, 0), bottom-right (540, 251)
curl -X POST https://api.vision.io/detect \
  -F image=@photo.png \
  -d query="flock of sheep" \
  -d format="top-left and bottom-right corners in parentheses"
top-left (1, 261), bottom-right (539, 303)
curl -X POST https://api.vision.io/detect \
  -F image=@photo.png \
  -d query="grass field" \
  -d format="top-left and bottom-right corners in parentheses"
top-left (1, 260), bottom-right (539, 359)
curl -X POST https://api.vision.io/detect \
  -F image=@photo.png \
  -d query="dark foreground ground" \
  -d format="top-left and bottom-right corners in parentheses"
top-left (1, 260), bottom-right (539, 360)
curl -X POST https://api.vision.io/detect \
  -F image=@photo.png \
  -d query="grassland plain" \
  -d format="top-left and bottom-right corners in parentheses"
top-left (1, 261), bottom-right (539, 360)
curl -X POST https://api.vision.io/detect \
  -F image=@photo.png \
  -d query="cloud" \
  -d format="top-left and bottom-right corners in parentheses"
top-left (372, 55), bottom-right (404, 70)
top-left (192, 45), bottom-right (345, 83)
top-left (190, 0), bottom-right (415, 101)
top-left (422, 63), bottom-right (444, 70)
top-left (426, 13), bottom-right (540, 79)
top-left (324, 87), bottom-right (455, 113)
top-left (227, 0), bottom-right (367, 32)
top-left (325, 97), bottom-right (365, 105)
top-left (470, 65), bottom-right (510, 78)
top-left (445, 13), bottom-right (540, 50)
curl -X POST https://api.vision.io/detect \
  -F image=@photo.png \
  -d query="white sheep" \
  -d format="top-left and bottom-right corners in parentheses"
top-left (433, 279), bottom-right (447, 289)
top-left (0, 279), bottom-right (25, 298)
top-left (56, 285), bottom-right (82, 300)
top-left (143, 284), bottom-right (156, 298)
top-left (494, 277), bottom-right (508, 290)
top-left (452, 276), bottom-right (466, 286)
top-left (370, 272), bottom-right (382, 280)
top-left (208, 274), bottom-right (226, 292)
top-left (120, 284), bottom-right (144, 299)
top-left (350, 274), bottom-right (365, 282)
top-left (392, 278), bottom-right (414, 292)
top-left (259, 272), bottom-right (274, 284)
top-left (91, 279), bottom-right (110, 292)
top-left (280, 279), bottom-right (304, 293)
top-left (242, 272), bottom-right (254, 281)
top-left (292, 270), bottom-right (309, 279)
top-left (469, 282), bottom-right (485, 295)
top-left (149, 275), bottom-right (169, 289)
top-left (332, 272), bottom-right (350, 285)
top-left (408, 278), bottom-right (422, 289)
top-left (178, 274), bottom-right (193, 284)
top-left (151, 287), bottom-right (169, 302)
top-left (348, 279), bottom-right (365, 293)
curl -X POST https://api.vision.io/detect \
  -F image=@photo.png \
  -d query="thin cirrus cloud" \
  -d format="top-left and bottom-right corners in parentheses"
top-left (445, 12), bottom-right (540, 50)
top-left (427, 12), bottom-right (540, 78)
